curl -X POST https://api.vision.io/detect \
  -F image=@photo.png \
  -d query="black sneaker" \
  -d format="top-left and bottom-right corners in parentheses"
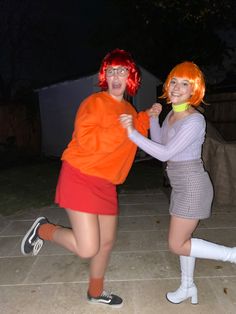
top-left (21, 217), bottom-right (48, 256)
top-left (87, 291), bottom-right (123, 308)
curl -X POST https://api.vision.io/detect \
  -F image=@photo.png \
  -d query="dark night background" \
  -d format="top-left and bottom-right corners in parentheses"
top-left (0, 0), bottom-right (236, 159)
top-left (1, 0), bottom-right (236, 94)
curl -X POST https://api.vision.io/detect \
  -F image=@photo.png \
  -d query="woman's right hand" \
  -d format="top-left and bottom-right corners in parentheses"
top-left (147, 103), bottom-right (162, 117)
top-left (119, 114), bottom-right (135, 136)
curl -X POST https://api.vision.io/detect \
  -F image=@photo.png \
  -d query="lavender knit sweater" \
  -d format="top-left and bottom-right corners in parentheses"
top-left (129, 111), bottom-right (206, 162)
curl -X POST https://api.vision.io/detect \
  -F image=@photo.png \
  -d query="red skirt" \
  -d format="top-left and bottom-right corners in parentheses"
top-left (55, 161), bottom-right (118, 215)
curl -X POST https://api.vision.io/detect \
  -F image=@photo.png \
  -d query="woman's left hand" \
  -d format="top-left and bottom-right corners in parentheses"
top-left (147, 103), bottom-right (162, 117)
top-left (119, 114), bottom-right (134, 136)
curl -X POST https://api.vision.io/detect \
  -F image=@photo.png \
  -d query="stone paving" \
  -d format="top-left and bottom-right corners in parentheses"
top-left (0, 188), bottom-right (236, 314)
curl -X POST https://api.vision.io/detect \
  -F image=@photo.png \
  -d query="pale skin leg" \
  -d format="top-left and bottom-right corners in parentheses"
top-left (168, 216), bottom-right (199, 256)
top-left (89, 214), bottom-right (118, 278)
top-left (52, 209), bottom-right (118, 278)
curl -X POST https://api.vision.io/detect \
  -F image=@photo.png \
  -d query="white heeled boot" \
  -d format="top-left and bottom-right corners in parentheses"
top-left (191, 238), bottom-right (236, 263)
top-left (166, 255), bottom-right (198, 304)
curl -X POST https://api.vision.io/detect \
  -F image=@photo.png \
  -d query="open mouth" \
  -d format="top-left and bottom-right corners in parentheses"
top-left (112, 82), bottom-right (122, 89)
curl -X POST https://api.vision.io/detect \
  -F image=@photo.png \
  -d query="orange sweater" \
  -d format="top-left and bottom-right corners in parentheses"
top-left (62, 91), bottom-right (150, 184)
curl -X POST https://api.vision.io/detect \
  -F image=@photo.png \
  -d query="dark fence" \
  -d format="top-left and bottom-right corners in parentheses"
top-left (204, 92), bottom-right (236, 141)
top-left (0, 103), bottom-right (41, 156)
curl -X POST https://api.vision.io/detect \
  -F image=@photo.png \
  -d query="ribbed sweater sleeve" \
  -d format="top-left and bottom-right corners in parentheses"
top-left (150, 116), bottom-right (162, 143)
top-left (129, 114), bottom-right (205, 162)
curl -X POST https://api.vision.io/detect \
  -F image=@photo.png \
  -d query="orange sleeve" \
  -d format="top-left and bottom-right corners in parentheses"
top-left (133, 111), bottom-right (150, 137)
top-left (74, 96), bottom-right (126, 154)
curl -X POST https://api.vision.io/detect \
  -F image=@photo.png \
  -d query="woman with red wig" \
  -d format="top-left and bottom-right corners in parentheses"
top-left (120, 61), bottom-right (236, 305)
top-left (21, 48), bottom-right (159, 308)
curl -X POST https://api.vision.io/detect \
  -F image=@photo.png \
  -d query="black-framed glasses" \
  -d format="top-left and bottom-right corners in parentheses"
top-left (106, 66), bottom-right (129, 77)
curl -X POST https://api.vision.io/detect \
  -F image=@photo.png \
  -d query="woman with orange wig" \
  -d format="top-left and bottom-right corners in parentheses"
top-left (20, 48), bottom-right (158, 308)
top-left (120, 61), bottom-right (236, 304)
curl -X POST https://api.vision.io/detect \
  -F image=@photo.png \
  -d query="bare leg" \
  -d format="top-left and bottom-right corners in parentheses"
top-left (167, 214), bottom-right (236, 304)
top-left (52, 210), bottom-right (118, 277)
top-left (89, 214), bottom-right (118, 278)
top-left (39, 210), bottom-right (119, 302)
top-left (168, 215), bottom-right (199, 256)
top-left (52, 209), bottom-right (101, 258)
top-left (166, 215), bottom-right (199, 304)
top-left (21, 202), bottom-right (122, 305)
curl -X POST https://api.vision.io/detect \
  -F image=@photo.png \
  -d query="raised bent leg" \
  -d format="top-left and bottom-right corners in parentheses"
top-left (51, 209), bottom-right (101, 258)
top-left (190, 238), bottom-right (236, 263)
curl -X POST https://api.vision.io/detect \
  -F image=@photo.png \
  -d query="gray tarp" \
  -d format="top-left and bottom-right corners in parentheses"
top-left (202, 122), bottom-right (236, 208)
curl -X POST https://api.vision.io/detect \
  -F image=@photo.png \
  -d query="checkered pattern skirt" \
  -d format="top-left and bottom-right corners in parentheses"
top-left (166, 159), bottom-right (213, 219)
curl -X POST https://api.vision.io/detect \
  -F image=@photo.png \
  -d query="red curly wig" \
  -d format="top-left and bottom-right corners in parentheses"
top-left (98, 48), bottom-right (141, 96)
top-left (161, 61), bottom-right (205, 106)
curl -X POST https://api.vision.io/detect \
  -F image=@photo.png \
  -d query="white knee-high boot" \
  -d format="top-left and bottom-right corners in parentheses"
top-left (166, 255), bottom-right (198, 304)
top-left (190, 238), bottom-right (236, 263)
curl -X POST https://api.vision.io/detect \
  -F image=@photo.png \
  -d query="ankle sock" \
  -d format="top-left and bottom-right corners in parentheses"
top-left (38, 223), bottom-right (60, 241)
top-left (88, 277), bottom-right (104, 297)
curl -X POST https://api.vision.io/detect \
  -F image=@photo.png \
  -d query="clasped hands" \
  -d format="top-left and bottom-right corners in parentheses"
top-left (120, 103), bottom-right (162, 135)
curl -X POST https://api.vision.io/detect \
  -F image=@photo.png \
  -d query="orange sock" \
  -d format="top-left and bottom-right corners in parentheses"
top-left (38, 223), bottom-right (60, 241)
top-left (88, 277), bottom-right (104, 297)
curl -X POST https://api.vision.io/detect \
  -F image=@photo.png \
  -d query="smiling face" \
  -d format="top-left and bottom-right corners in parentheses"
top-left (168, 77), bottom-right (193, 105)
top-left (105, 66), bottom-right (129, 101)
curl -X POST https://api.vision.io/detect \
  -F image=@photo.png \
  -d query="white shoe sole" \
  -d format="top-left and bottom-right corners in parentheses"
top-left (21, 217), bottom-right (46, 255)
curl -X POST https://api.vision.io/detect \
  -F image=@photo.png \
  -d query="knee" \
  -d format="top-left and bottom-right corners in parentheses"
top-left (72, 237), bottom-right (115, 259)
top-left (73, 244), bottom-right (99, 259)
top-left (74, 240), bottom-right (114, 258)
top-left (168, 238), bottom-right (182, 255)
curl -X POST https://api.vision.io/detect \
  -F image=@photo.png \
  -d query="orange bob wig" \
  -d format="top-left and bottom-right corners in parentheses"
top-left (161, 61), bottom-right (205, 106)
top-left (98, 48), bottom-right (141, 96)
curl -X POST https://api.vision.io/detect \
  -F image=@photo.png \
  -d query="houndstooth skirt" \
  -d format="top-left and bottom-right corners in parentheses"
top-left (166, 159), bottom-right (213, 219)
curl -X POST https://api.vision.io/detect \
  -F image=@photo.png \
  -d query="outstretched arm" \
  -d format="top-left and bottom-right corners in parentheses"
top-left (120, 114), bottom-right (205, 162)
